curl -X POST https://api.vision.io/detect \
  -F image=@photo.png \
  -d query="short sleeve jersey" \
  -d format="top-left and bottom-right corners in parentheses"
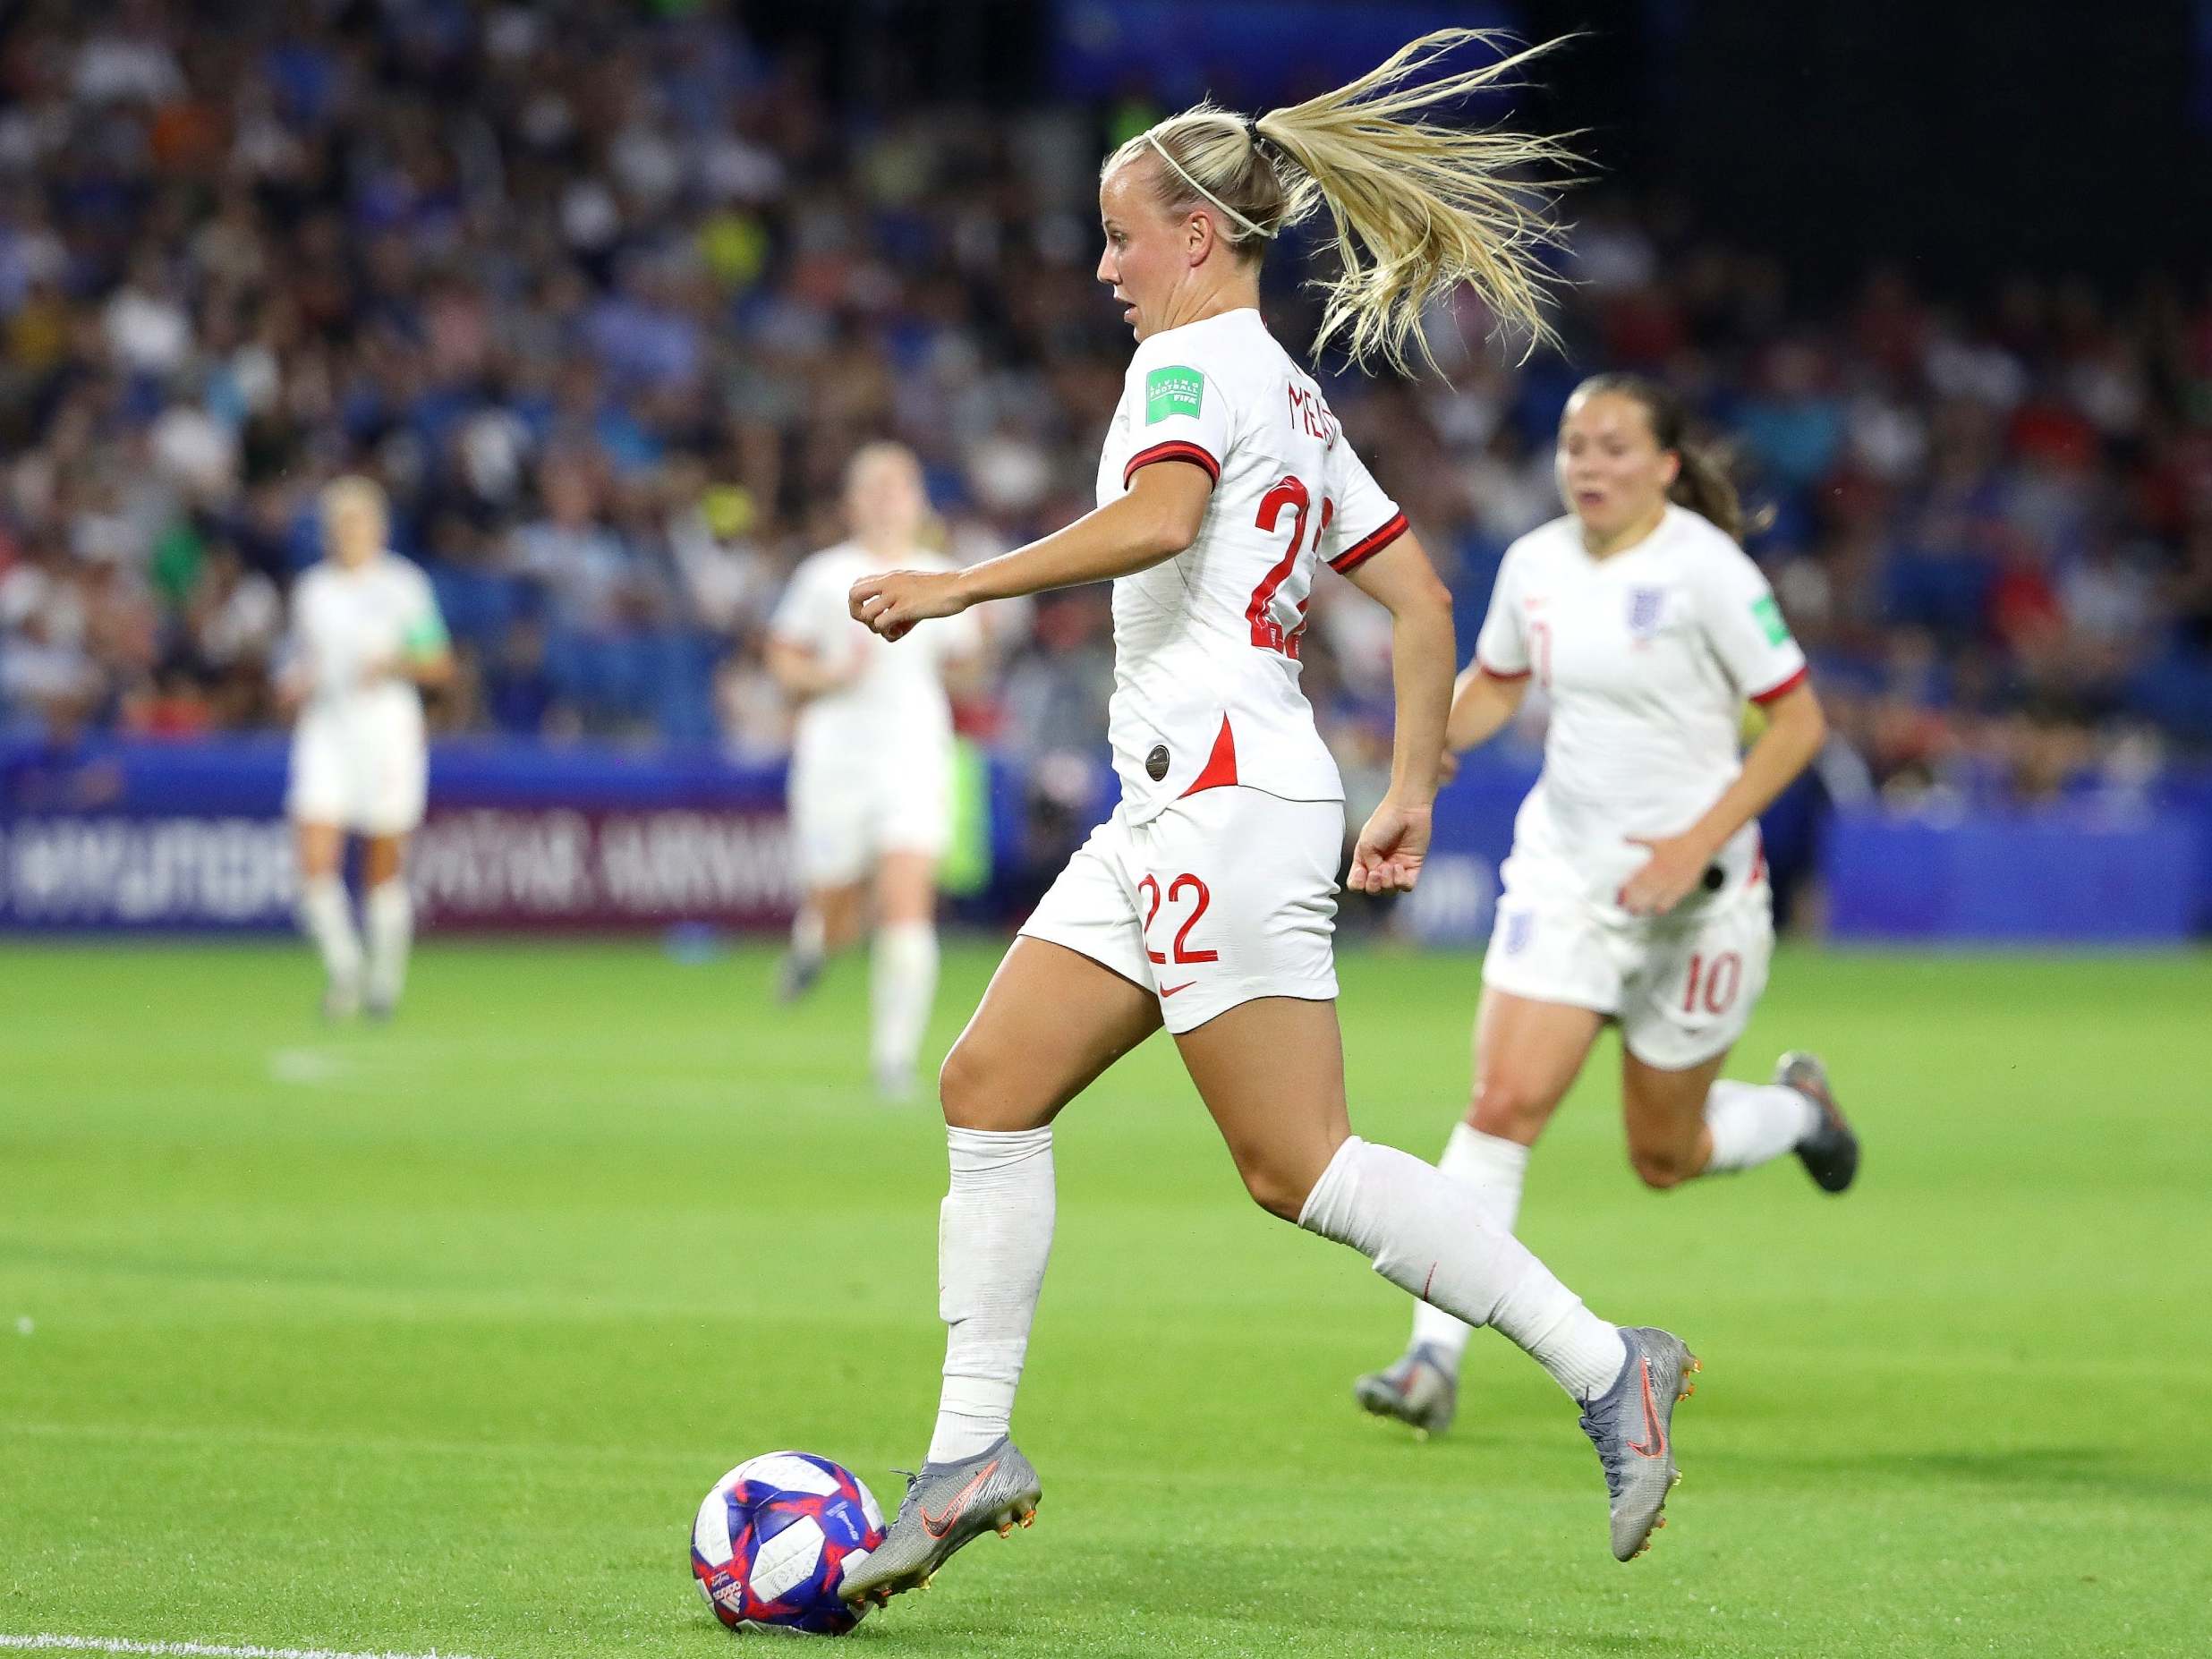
top-left (1094, 309), bottom-right (1408, 822)
top-left (289, 555), bottom-right (447, 726)
top-left (1474, 505), bottom-right (1809, 903)
top-left (770, 542), bottom-right (980, 776)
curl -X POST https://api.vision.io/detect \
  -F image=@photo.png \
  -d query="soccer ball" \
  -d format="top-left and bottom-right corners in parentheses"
top-left (691, 1451), bottom-right (888, 1636)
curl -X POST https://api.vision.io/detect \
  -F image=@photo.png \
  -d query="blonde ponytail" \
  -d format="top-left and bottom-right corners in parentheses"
top-left (1105, 30), bottom-right (1578, 373)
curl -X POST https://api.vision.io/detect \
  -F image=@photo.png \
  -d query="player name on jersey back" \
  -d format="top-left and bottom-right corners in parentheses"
top-left (1093, 308), bottom-right (1408, 822)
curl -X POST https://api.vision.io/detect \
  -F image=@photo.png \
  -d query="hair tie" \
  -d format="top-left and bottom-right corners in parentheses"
top-left (1146, 132), bottom-right (1278, 242)
top-left (1244, 115), bottom-right (1266, 150)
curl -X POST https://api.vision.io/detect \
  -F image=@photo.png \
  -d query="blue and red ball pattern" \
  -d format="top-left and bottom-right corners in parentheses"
top-left (692, 1451), bottom-right (888, 1637)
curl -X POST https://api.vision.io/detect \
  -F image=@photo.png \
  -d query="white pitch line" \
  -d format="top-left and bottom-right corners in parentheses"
top-left (267, 1048), bottom-right (347, 1086)
top-left (0, 1637), bottom-right (491, 1659)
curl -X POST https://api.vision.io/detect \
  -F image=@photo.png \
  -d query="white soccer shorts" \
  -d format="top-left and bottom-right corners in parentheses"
top-left (787, 753), bottom-right (953, 890)
top-left (1018, 786), bottom-right (1340, 1035)
top-left (1481, 847), bottom-right (1775, 1070)
top-left (286, 713), bottom-right (428, 837)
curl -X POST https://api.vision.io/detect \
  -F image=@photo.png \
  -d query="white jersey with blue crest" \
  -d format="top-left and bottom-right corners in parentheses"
top-left (1475, 505), bottom-right (1809, 906)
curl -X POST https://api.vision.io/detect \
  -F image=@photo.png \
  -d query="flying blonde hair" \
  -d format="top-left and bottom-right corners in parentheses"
top-left (1102, 29), bottom-right (1578, 373)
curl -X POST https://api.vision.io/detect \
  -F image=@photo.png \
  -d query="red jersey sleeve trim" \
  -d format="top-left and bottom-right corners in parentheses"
top-left (1476, 658), bottom-right (1531, 682)
top-left (1123, 440), bottom-right (1221, 489)
top-left (1326, 511), bottom-right (1409, 575)
top-left (1749, 664), bottom-right (1810, 705)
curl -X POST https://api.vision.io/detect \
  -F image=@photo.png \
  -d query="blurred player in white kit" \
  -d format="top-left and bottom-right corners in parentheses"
top-left (278, 476), bottom-right (452, 1019)
top-left (1354, 375), bottom-right (1857, 1437)
top-left (767, 443), bottom-right (982, 1100)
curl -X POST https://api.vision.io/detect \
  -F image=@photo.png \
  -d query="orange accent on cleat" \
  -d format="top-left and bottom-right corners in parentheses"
top-left (1019, 1510), bottom-right (1035, 1527)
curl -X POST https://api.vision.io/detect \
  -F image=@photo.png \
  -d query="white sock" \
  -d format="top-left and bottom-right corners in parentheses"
top-left (1300, 1136), bottom-right (1625, 1401)
top-left (928, 1125), bottom-right (1055, 1464)
top-left (297, 874), bottom-right (362, 991)
top-left (871, 921), bottom-right (940, 1080)
top-left (362, 879), bottom-right (413, 1008)
top-left (1702, 1080), bottom-right (1820, 1174)
top-left (1409, 1124), bottom-right (1530, 1362)
top-left (789, 904), bottom-right (826, 964)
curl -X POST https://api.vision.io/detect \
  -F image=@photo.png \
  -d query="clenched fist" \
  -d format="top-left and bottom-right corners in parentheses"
top-left (849, 569), bottom-right (970, 642)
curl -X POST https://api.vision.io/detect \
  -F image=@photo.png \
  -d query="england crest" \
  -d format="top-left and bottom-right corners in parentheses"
top-left (1627, 586), bottom-right (1665, 639)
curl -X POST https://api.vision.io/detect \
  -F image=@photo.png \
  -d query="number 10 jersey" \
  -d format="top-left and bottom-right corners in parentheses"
top-left (1093, 307), bottom-right (1408, 823)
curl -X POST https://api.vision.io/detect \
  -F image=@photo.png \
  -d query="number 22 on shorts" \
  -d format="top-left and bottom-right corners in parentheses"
top-left (1137, 872), bottom-right (1219, 982)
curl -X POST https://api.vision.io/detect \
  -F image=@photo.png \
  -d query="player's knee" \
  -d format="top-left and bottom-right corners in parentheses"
top-left (1228, 1141), bottom-right (1329, 1222)
top-left (936, 1035), bottom-right (1000, 1128)
top-left (1629, 1139), bottom-right (1697, 1190)
top-left (937, 1032), bottom-right (1053, 1133)
top-left (1238, 1161), bottom-right (1312, 1222)
top-left (1221, 1137), bottom-right (1311, 1221)
top-left (1469, 1072), bottom-right (1555, 1141)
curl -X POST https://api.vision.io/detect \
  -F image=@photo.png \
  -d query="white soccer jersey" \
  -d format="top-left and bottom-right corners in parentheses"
top-left (288, 555), bottom-right (447, 728)
top-left (1475, 505), bottom-right (1808, 906)
top-left (1093, 307), bottom-right (1408, 822)
top-left (770, 542), bottom-right (979, 778)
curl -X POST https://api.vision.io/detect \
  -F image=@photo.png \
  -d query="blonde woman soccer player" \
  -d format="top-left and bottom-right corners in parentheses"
top-left (1355, 375), bottom-right (1858, 1438)
top-left (279, 476), bottom-right (452, 1019)
top-left (836, 34), bottom-right (1700, 1603)
top-left (767, 443), bottom-right (982, 1100)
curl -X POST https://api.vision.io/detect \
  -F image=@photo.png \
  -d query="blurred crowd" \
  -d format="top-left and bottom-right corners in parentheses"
top-left (3, 0), bottom-right (2210, 821)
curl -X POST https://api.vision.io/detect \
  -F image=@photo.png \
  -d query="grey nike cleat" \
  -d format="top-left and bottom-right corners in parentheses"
top-left (775, 949), bottom-right (825, 1005)
top-left (1352, 1341), bottom-right (1459, 1438)
top-left (1777, 1051), bottom-right (1859, 1194)
top-left (838, 1436), bottom-right (1042, 1607)
top-left (1578, 1325), bottom-right (1698, 1561)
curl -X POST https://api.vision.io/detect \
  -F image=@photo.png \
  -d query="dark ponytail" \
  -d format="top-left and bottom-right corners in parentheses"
top-left (1567, 373), bottom-right (1766, 543)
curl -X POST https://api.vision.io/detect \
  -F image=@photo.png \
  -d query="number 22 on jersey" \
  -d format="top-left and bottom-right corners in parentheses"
top-left (1246, 477), bottom-right (1333, 659)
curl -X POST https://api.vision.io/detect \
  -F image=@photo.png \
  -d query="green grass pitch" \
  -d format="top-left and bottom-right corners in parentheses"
top-left (3, 938), bottom-right (2208, 1657)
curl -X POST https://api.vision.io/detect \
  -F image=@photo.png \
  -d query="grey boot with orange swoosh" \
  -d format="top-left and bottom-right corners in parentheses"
top-left (838, 1436), bottom-right (1042, 1608)
top-left (1577, 1325), bottom-right (1699, 1561)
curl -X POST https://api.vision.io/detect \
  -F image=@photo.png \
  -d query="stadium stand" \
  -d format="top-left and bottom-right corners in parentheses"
top-left (3, 0), bottom-right (2209, 824)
